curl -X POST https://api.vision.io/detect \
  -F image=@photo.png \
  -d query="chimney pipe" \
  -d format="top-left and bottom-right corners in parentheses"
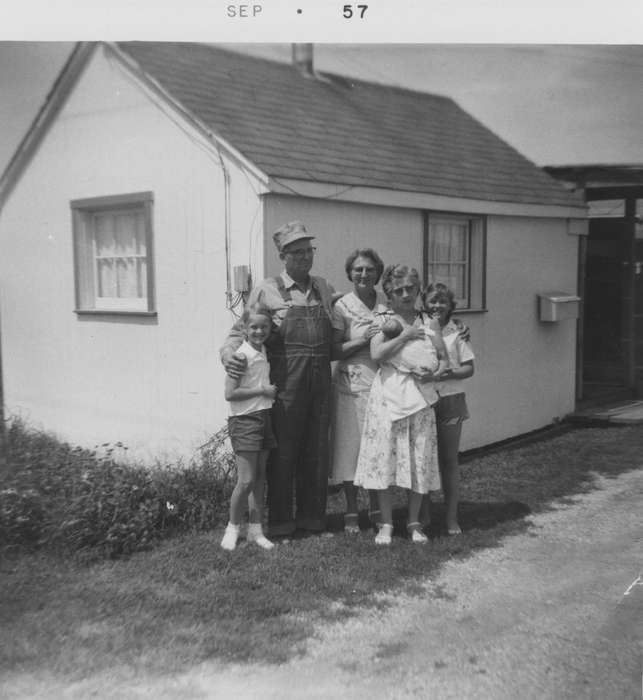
top-left (292, 43), bottom-right (315, 77)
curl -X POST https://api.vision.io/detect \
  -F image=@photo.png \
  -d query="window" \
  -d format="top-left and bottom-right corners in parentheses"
top-left (425, 212), bottom-right (486, 310)
top-left (71, 192), bottom-right (155, 313)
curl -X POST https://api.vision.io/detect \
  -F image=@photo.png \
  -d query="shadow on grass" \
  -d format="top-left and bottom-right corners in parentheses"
top-left (1, 425), bottom-right (642, 679)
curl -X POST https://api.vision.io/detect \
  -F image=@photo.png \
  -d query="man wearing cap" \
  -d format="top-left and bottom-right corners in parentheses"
top-left (220, 221), bottom-right (335, 537)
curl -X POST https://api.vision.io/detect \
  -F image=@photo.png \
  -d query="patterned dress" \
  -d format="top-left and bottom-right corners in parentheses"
top-left (354, 314), bottom-right (441, 494)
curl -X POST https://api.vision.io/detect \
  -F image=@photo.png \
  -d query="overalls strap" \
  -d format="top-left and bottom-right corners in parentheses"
top-left (274, 276), bottom-right (292, 304)
top-left (310, 276), bottom-right (333, 315)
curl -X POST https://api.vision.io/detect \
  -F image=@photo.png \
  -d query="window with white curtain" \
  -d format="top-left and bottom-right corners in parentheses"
top-left (71, 192), bottom-right (155, 313)
top-left (426, 213), bottom-right (485, 310)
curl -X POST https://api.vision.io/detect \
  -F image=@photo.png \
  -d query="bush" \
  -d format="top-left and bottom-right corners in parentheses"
top-left (0, 419), bottom-right (237, 558)
top-left (0, 487), bottom-right (46, 548)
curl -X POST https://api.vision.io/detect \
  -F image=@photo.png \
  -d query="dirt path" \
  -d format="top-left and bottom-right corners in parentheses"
top-left (4, 469), bottom-right (643, 699)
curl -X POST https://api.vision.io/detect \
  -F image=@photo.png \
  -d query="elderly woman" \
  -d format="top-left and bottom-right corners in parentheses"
top-left (354, 264), bottom-right (448, 545)
top-left (330, 249), bottom-right (388, 532)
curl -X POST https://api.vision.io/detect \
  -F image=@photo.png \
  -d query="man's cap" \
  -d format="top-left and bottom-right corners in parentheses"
top-left (273, 221), bottom-right (315, 252)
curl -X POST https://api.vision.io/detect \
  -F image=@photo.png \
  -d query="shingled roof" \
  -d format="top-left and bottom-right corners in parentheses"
top-left (117, 42), bottom-right (585, 209)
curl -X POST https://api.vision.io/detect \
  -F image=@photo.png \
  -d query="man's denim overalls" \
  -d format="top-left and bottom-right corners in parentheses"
top-left (264, 276), bottom-right (333, 536)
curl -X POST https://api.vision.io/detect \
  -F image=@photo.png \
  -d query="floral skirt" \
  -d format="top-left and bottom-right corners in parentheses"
top-left (354, 371), bottom-right (441, 494)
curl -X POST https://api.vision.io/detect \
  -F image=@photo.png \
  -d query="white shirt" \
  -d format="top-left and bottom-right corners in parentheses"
top-left (227, 341), bottom-right (273, 416)
top-left (429, 320), bottom-right (475, 397)
top-left (380, 314), bottom-right (441, 420)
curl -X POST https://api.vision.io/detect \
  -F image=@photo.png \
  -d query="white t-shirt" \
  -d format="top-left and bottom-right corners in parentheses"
top-left (227, 341), bottom-right (273, 416)
top-left (428, 320), bottom-right (475, 397)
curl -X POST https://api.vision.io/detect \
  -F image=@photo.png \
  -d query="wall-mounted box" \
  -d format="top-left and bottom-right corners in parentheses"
top-left (538, 292), bottom-right (580, 322)
top-left (233, 264), bottom-right (250, 292)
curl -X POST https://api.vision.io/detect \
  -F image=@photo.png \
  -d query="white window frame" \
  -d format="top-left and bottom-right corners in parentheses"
top-left (71, 192), bottom-right (156, 315)
top-left (425, 211), bottom-right (486, 311)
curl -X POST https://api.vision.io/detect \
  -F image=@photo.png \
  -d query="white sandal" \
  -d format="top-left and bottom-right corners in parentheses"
top-left (375, 523), bottom-right (393, 545)
top-left (407, 522), bottom-right (428, 544)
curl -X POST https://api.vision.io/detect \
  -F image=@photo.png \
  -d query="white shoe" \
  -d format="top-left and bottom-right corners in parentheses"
top-left (247, 524), bottom-right (275, 550)
top-left (220, 523), bottom-right (240, 551)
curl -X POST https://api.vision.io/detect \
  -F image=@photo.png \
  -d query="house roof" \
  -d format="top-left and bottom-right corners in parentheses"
top-left (116, 42), bottom-right (582, 209)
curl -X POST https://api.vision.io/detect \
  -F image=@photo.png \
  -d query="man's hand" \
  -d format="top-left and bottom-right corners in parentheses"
top-left (263, 383), bottom-right (278, 400)
top-left (223, 351), bottom-right (248, 379)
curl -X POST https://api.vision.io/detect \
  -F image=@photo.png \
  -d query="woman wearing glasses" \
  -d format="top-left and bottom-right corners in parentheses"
top-left (330, 249), bottom-right (388, 533)
top-left (354, 264), bottom-right (448, 545)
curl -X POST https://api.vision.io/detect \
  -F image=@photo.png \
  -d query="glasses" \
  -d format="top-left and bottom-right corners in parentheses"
top-left (284, 246), bottom-right (316, 258)
top-left (391, 285), bottom-right (417, 296)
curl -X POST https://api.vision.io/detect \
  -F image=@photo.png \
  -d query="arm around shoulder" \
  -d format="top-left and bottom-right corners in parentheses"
top-left (220, 321), bottom-right (245, 363)
top-left (220, 285), bottom-right (268, 363)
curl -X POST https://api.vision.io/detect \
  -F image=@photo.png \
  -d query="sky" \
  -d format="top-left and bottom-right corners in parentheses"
top-left (1, 42), bottom-right (642, 177)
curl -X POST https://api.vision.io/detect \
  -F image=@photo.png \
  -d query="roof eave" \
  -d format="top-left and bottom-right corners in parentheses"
top-left (0, 42), bottom-right (97, 212)
top-left (0, 41), bottom-right (271, 214)
top-left (266, 177), bottom-right (588, 219)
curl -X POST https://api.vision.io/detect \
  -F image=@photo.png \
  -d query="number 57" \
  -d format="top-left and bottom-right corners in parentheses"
top-left (343, 4), bottom-right (368, 18)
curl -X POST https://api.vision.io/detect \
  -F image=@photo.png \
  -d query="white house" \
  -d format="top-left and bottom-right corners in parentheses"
top-left (0, 42), bottom-right (587, 461)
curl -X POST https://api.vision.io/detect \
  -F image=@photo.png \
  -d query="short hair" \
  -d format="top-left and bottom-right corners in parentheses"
top-left (240, 302), bottom-right (273, 325)
top-left (381, 264), bottom-right (422, 299)
top-left (423, 282), bottom-right (457, 321)
top-left (344, 248), bottom-right (385, 284)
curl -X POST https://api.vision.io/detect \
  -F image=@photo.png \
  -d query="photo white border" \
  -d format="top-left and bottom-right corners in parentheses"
top-left (0, 0), bottom-right (641, 43)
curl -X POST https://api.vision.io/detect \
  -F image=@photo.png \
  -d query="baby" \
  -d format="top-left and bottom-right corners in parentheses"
top-left (380, 315), bottom-right (449, 408)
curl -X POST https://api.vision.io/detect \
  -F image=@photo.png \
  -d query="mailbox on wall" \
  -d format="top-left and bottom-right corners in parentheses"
top-left (538, 292), bottom-right (581, 322)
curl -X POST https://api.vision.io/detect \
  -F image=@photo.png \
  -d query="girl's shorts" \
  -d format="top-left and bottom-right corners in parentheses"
top-left (227, 409), bottom-right (277, 452)
top-left (435, 393), bottom-right (469, 425)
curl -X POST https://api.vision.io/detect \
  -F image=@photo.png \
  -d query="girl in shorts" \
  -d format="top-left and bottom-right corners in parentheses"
top-left (221, 303), bottom-right (277, 551)
top-left (423, 283), bottom-right (475, 535)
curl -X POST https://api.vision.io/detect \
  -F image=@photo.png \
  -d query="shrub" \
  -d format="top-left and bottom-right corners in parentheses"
top-left (0, 419), bottom-right (237, 558)
top-left (0, 488), bottom-right (46, 549)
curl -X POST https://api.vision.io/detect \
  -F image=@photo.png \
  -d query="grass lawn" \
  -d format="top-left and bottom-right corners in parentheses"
top-left (1, 425), bottom-right (642, 679)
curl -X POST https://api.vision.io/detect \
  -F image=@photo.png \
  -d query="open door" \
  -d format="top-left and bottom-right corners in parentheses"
top-left (582, 218), bottom-right (629, 393)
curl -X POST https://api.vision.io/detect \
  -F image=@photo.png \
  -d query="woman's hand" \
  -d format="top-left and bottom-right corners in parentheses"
top-left (412, 367), bottom-right (435, 384)
top-left (363, 322), bottom-right (380, 341)
top-left (434, 366), bottom-right (453, 380)
top-left (413, 366), bottom-right (453, 383)
top-left (400, 325), bottom-right (425, 342)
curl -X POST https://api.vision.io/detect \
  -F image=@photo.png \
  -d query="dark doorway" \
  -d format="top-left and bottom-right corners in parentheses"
top-left (583, 218), bottom-right (628, 392)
